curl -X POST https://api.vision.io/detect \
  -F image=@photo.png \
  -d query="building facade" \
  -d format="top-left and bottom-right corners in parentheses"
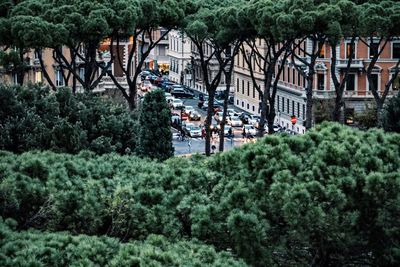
top-left (167, 30), bottom-right (192, 85)
top-left (233, 38), bottom-right (400, 134)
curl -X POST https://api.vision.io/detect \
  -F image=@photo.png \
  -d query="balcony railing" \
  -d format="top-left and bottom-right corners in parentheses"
top-left (336, 59), bottom-right (364, 69)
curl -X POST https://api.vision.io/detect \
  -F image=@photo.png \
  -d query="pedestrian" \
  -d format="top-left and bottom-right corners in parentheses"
top-left (242, 128), bottom-right (246, 139)
top-left (228, 127), bottom-right (233, 138)
top-left (180, 128), bottom-right (186, 141)
top-left (201, 127), bottom-right (206, 139)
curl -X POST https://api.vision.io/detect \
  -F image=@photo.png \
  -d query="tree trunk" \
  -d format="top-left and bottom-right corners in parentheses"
top-left (305, 70), bottom-right (315, 129)
top-left (205, 90), bottom-right (216, 156)
top-left (218, 75), bottom-right (231, 152)
top-left (258, 71), bottom-right (273, 136)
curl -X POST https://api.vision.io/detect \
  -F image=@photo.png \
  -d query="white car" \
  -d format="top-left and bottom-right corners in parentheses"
top-left (183, 105), bottom-right (195, 114)
top-left (243, 124), bottom-right (257, 136)
top-left (229, 116), bottom-right (243, 127)
top-left (227, 109), bottom-right (237, 117)
top-left (189, 110), bottom-right (201, 121)
top-left (172, 99), bottom-right (183, 109)
top-left (189, 125), bottom-right (202, 138)
top-left (141, 80), bottom-right (152, 92)
top-left (214, 111), bottom-right (224, 122)
top-left (249, 115), bottom-right (261, 127)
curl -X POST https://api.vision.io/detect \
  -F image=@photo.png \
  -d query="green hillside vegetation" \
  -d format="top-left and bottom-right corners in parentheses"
top-left (0, 218), bottom-right (246, 267)
top-left (0, 123), bottom-right (399, 266)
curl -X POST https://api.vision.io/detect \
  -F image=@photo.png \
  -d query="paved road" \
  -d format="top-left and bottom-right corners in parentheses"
top-left (171, 91), bottom-right (254, 155)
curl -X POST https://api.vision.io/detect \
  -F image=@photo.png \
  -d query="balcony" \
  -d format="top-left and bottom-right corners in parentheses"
top-left (336, 59), bottom-right (364, 69)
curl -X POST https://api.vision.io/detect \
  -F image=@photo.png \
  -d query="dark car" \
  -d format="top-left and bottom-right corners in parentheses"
top-left (159, 81), bottom-right (175, 91)
top-left (228, 95), bottom-right (234, 104)
top-left (238, 113), bottom-right (250, 124)
top-left (171, 88), bottom-right (194, 98)
top-left (182, 85), bottom-right (195, 93)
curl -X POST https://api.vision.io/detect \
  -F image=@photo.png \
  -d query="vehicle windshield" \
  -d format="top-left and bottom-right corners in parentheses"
top-left (191, 126), bottom-right (201, 131)
top-left (173, 99), bottom-right (181, 103)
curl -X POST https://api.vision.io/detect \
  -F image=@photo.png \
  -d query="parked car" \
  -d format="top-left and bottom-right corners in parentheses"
top-left (229, 116), bottom-right (243, 127)
top-left (243, 124), bottom-right (257, 136)
top-left (171, 99), bottom-right (183, 109)
top-left (171, 88), bottom-right (194, 98)
top-left (189, 110), bottom-right (201, 121)
top-left (141, 80), bottom-right (152, 92)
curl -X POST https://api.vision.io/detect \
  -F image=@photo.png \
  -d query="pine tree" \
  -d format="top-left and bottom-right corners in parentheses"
top-left (136, 90), bottom-right (174, 160)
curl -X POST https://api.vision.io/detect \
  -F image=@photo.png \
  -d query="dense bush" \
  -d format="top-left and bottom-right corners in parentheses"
top-left (0, 84), bottom-right (138, 154)
top-left (0, 123), bottom-right (399, 266)
top-left (0, 218), bottom-right (246, 267)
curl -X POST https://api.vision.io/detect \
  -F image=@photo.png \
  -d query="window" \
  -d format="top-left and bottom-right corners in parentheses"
top-left (293, 68), bottom-right (295, 84)
top-left (317, 74), bottom-right (325, 90)
top-left (392, 73), bottom-right (400, 90)
top-left (369, 74), bottom-right (378, 91)
top-left (282, 66), bottom-right (285, 81)
top-left (287, 99), bottom-right (290, 114)
top-left (369, 43), bottom-right (379, 58)
top-left (392, 43), bottom-right (400, 59)
top-left (253, 86), bottom-right (255, 98)
top-left (346, 74), bottom-right (355, 91)
top-left (236, 78), bottom-right (239, 92)
top-left (35, 71), bottom-right (42, 83)
top-left (282, 97), bottom-right (285, 112)
top-left (292, 100), bottom-right (295, 115)
top-left (242, 101), bottom-right (244, 107)
top-left (247, 103), bottom-right (249, 109)
top-left (346, 43), bottom-right (355, 59)
top-left (242, 80), bottom-right (244, 94)
top-left (277, 96), bottom-right (280, 112)
top-left (56, 69), bottom-right (64, 87)
top-left (237, 99), bottom-right (239, 105)
top-left (303, 105), bottom-right (305, 119)
top-left (288, 66), bottom-right (291, 83)
top-left (298, 71), bottom-right (301, 86)
top-left (318, 45), bottom-right (325, 58)
top-left (79, 68), bottom-right (85, 80)
top-left (247, 81), bottom-right (250, 96)
top-left (252, 105), bottom-right (255, 112)
top-left (297, 103), bottom-right (300, 118)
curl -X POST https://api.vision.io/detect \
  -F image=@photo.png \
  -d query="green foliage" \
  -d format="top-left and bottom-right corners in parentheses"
top-left (313, 99), bottom-right (335, 123)
top-left (382, 92), bottom-right (400, 133)
top-left (0, 218), bottom-right (246, 267)
top-left (355, 102), bottom-right (378, 129)
top-left (1, 124), bottom-right (400, 266)
top-left (0, 84), bottom-right (137, 154)
top-left (136, 89), bottom-right (173, 161)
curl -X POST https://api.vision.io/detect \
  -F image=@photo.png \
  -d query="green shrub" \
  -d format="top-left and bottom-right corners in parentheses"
top-left (0, 84), bottom-right (138, 154)
top-left (0, 123), bottom-right (399, 266)
top-left (0, 218), bottom-right (246, 267)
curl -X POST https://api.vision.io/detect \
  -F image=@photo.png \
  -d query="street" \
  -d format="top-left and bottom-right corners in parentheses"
top-left (170, 90), bottom-right (254, 155)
